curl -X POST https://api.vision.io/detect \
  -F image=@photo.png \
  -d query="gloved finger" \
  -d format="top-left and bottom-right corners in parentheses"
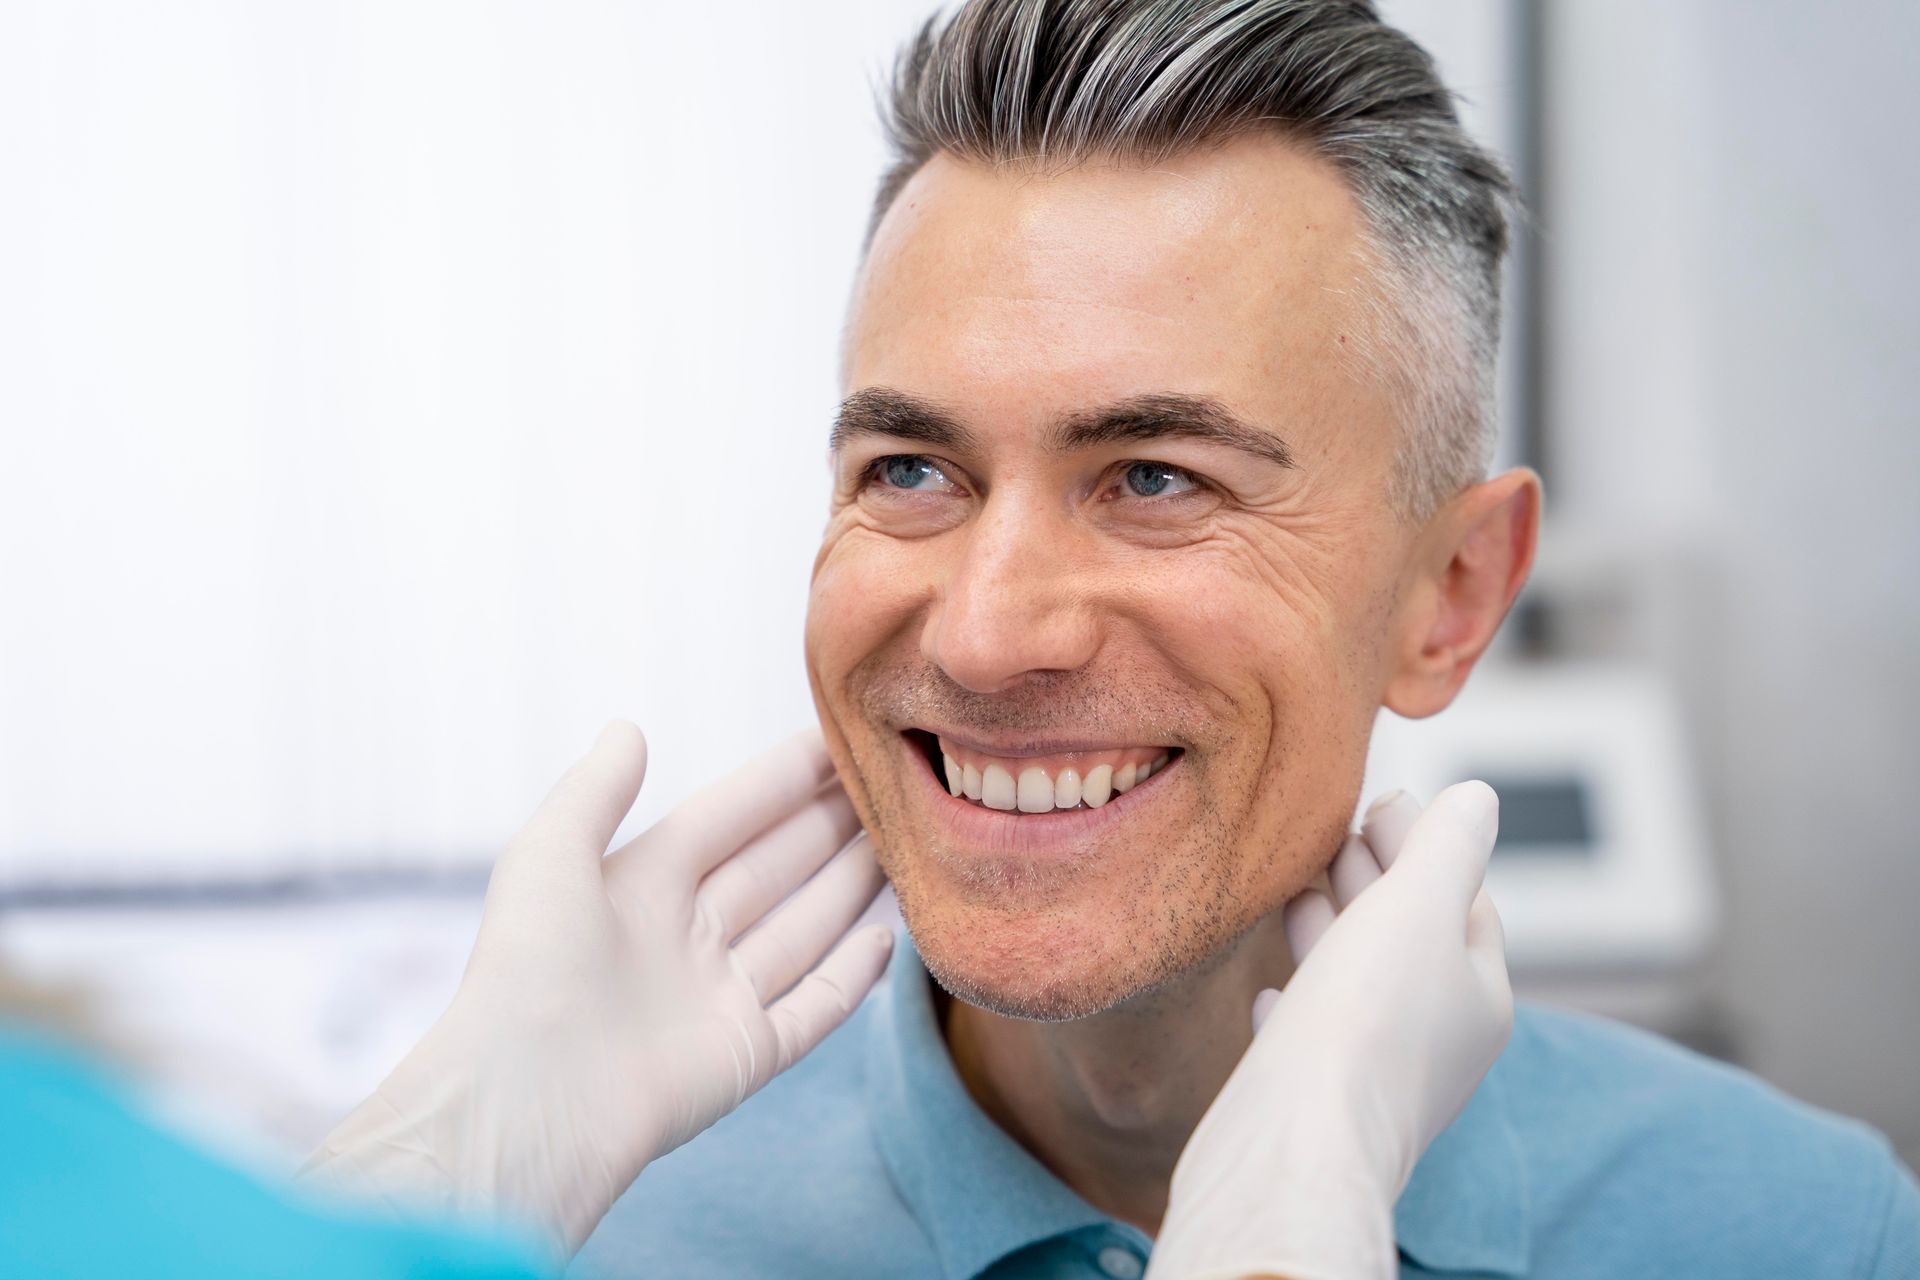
top-left (1250, 986), bottom-right (1281, 1035)
top-left (1359, 789), bottom-right (1421, 870)
top-left (1281, 885), bottom-right (1337, 964)
top-left (1388, 780), bottom-right (1500, 915)
top-left (689, 788), bottom-right (862, 941)
top-left (634, 729), bottom-right (839, 880)
top-left (730, 833), bottom-right (886, 1003)
top-left (1464, 887), bottom-right (1509, 986)
top-left (1326, 831), bottom-right (1383, 909)
top-left (766, 922), bottom-right (895, 1076)
top-left (500, 720), bottom-right (649, 877)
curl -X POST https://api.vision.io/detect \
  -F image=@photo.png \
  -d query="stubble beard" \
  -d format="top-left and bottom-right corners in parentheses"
top-left (854, 725), bottom-right (1284, 1023)
top-left (830, 650), bottom-right (1332, 1022)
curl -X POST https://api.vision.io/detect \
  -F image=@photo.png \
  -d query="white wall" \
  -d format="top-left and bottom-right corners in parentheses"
top-left (0, 0), bottom-right (937, 881)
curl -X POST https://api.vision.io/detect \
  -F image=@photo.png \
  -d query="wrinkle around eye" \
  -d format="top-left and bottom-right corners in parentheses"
top-left (1220, 512), bottom-right (1373, 621)
top-left (847, 476), bottom-right (973, 540)
top-left (1088, 470), bottom-right (1225, 539)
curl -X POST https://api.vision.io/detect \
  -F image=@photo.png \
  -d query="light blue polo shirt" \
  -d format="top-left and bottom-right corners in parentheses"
top-left (574, 928), bottom-right (1920, 1279)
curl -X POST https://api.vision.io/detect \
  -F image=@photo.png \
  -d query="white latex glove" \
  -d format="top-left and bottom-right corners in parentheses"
top-left (298, 722), bottom-right (893, 1264)
top-left (1145, 782), bottom-right (1513, 1280)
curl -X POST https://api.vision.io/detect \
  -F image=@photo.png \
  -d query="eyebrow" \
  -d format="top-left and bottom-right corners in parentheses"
top-left (1050, 393), bottom-right (1296, 470)
top-left (830, 387), bottom-right (1295, 471)
top-left (829, 387), bottom-right (982, 455)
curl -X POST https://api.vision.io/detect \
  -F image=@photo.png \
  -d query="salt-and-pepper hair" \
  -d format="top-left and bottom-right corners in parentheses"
top-left (868, 0), bottom-right (1515, 520)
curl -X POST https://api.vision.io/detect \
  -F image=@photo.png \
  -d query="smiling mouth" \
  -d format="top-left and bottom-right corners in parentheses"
top-left (903, 729), bottom-right (1180, 814)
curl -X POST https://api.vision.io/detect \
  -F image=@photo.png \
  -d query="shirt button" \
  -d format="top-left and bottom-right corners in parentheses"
top-left (1095, 1245), bottom-right (1145, 1280)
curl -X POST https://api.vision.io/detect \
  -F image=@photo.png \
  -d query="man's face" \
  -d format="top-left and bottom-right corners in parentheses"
top-left (806, 136), bottom-right (1414, 1020)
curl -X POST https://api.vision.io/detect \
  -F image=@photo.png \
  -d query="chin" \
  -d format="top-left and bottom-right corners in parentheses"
top-left (897, 885), bottom-right (1203, 1022)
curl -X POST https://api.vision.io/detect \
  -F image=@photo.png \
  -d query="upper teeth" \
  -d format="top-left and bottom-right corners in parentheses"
top-left (937, 740), bottom-right (1172, 813)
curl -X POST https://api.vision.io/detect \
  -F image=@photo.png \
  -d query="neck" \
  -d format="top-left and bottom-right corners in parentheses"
top-left (938, 915), bottom-right (1296, 1236)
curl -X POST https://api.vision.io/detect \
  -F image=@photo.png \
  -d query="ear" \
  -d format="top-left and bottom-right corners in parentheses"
top-left (1383, 467), bottom-right (1542, 719)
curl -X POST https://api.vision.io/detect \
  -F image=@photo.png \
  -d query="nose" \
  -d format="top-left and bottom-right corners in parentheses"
top-left (921, 492), bottom-right (1101, 693)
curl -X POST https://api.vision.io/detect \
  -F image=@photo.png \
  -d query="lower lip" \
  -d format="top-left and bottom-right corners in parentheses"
top-left (905, 737), bottom-right (1180, 861)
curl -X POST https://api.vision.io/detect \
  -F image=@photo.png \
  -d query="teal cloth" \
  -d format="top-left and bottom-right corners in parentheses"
top-left (0, 1024), bottom-right (550, 1280)
top-left (575, 926), bottom-right (1920, 1278)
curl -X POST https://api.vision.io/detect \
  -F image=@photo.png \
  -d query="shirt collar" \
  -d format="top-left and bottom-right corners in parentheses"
top-left (867, 927), bottom-right (1532, 1279)
top-left (866, 929), bottom-right (1110, 1279)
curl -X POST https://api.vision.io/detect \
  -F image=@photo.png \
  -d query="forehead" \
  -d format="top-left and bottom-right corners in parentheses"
top-left (844, 135), bottom-right (1378, 439)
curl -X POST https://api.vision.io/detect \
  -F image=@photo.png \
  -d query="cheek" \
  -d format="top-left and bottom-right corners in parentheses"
top-left (1179, 520), bottom-right (1395, 697)
top-left (802, 525), bottom-right (944, 786)
top-left (805, 524), bottom-right (938, 711)
top-left (1142, 549), bottom-right (1341, 712)
top-left (806, 530), bottom-right (918, 836)
top-left (1139, 542), bottom-right (1384, 869)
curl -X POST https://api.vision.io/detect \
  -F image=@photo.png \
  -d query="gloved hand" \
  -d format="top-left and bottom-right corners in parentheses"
top-left (1144, 782), bottom-right (1513, 1280)
top-left (297, 722), bottom-right (893, 1264)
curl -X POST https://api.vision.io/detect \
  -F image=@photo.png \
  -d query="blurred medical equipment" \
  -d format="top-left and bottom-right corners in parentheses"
top-left (0, 891), bottom-right (490, 1167)
top-left (1362, 527), bottom-right (1728, 1053)
top-left (1367, 665), bottom-right (1716, 972)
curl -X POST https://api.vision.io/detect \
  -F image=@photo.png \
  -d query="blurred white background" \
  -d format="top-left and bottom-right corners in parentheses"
top-left (1, 0), bottom-right (1914, 1175)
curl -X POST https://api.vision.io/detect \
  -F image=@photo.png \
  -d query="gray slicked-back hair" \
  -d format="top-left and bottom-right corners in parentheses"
top-left (868, 0), bottom-right (1514, 520)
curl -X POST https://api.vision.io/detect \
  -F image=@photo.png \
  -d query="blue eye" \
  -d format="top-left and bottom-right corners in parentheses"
top-left (1124, 462), bottom-right (1198, 497)
top-left (871, 454), bottom-right (956, 493)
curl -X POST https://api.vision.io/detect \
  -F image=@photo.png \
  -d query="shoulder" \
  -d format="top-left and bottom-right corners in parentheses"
top-left (1500, 1001), bottom-right (1917, 1278)
top-left (571, 989), bottom-right (937, 1280)
top-left (0, 1026), bottom-right (544, 1280)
